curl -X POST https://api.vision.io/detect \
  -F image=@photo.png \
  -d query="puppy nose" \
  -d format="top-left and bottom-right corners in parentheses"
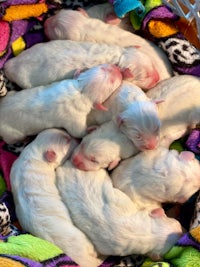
top-left (71, 155), bottom-right (86, 170)
top-left (145, 138), bottom-right (158, 150)
top-left (71, 154), bottom-right (80, 165)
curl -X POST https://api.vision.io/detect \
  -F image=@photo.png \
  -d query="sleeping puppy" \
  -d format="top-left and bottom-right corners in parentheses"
top-left (87, 81), bottom-right (161, 151)
top-left (146, 75), bottom-right (200, 147)
top-left (56, 160), bottom-right (183, 260)
top-left (4, 40), bottom-right (163, 90)
top-left (111, 147), bottom-right (200, 209)
top-left (87, 80), bottom-right (151, 125)
top-left (43, 9), bottom-right (172, 85)
top-left (71, 120), bottom-right (139, 171)
top-left (0, 63), bottom-right (122, 144)
top-left (85, 2), bottom-right (133, 31)
top-left (10, 128), bottom-right (103, 267)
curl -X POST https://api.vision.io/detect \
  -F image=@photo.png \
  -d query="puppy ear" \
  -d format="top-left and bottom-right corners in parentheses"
top-left (108, 157), bottom-right (121, 170)
top-left (121, 68), bottom-right (134, 79)
top-left (152, 99), bottom-right (165, 105)
top-left (179, 151), bottom-right (195, 161)
top-left (150, 208), bottom-right (166, 218)
top-left (116, 115), bottom-right (124, 127)
top-left (93, 102), bottom-right (108, 111)
top-left (73, 69), bottom-right (82, 78)
top-left (77, 7), bottom-right (89, 17)
top-left (44, 150), bottom-right (57, 162)
top-left (86, 125), bottom-right (99, 133)
top-left (105, 12), bottom-right (122, 25)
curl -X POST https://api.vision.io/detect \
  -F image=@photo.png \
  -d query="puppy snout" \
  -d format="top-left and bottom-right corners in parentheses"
top-left (145, 137), bottom-right (158, 150)
top-left (71, 154), bottom-right (87, 170)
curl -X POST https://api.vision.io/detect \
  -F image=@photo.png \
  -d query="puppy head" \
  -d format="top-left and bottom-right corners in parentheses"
top-left (119, 46), bottom-right (160, 90)
top-left (71, 135), bottom-right (121, 171)
top-left (44, 9), bottom-right (86, 40)
top-left (77, 64), bottom-right (122, 108)
top-left (147, 208), bottom-right (182, 261)
top-left (117, 101), bottom-right (161, 150)
top-left (167, 150), bottom-right (200, 203)
top-left (34, 128), bottom-right (78, 166)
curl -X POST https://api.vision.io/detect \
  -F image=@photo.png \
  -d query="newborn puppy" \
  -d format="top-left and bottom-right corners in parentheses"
top-left (87, 81), bottom-right (161, 150)
top-left (4, 40), bottom-right (164, 90)
top-left (56, 160), bottom-right (183, 260)
top-left (111, 147), bottom-right (200, 209)
top-left (71, 120), bottom-right (139, 171)
top-left (87, 80), bottom-right (150, 125)
top-left (85, 2), bottom-right (133, 31)
top-left (0, 64), bottom-right (122, 144)
top-left (10, 128), bottom-right (103, 267)
top-left (43, 9), bottom-right (172, 85)
top-left (146, 75), bottom-right (200, 147)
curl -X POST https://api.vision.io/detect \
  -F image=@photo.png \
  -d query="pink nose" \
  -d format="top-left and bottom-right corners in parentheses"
top-left (71, 155), bottom-right (86, 170)
top-left (145, 138), bottom-right (158, 150)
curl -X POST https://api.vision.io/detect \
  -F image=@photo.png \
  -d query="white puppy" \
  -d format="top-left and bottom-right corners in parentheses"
top-left (10, 128), bottom-right (103, 267)
top-left (43, 9), bottom-right (172, 84)
top-left (85, 2), bottom-right (133, 31)
top-left (4, 40), bottom-right (163, 90)
top-left (56, 160), bottom-right (183, 260)
top-left (87, 80), bottom-right (150, 125)
top-left (87, 81), bottom-right (161, 150)
top-left (71, 120), bottom-right (139, 171)
top-left (146, 75), bottom-right (200, 147)
top-left (111, 147), bottom-right (200, 209)
top-left (46, 3), bottom-right (132, 33)
top-left (0, 64), bottom-right (122, 144)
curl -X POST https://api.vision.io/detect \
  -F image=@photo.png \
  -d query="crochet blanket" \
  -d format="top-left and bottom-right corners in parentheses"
top-left (0, 1), bottom-right (200, 267)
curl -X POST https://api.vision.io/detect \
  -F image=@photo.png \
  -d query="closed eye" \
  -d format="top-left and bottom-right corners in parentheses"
top-left (89, 156), bottom-right (99, 163)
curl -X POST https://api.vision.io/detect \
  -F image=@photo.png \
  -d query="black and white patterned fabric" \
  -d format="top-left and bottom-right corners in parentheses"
top-left (61, 0), bottom-right (105, 9)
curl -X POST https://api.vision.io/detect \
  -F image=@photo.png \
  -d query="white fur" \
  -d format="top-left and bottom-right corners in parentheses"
top-left (87, 80), bottom-right (150, 125)
top-left (4, 40), bottom-right (165, 90)
top-left (87, 81), bottom-right (161, 150)
top-left (10, 128), bottom-right (103, 267)
top-left (56, 160), bottom-right (183, 260)
top-left (71, 120), bottom-right (139, 171)
top-left (0, 64), bottom-right (122, 144)
top-left (147, 75), bottom-right (200, 147)
top-left (111, 147), bottom-right (200, 209)
top-left (43, 9), bottom-right (172, 86)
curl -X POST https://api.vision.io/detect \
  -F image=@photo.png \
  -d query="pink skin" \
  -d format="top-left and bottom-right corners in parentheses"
top-left (77, 7), bottom-right (89, 17)
top-left (150, 208), bottom-right (166, 218)
top-left (94, 64), bottom-right (123, 111)
top-left (142, 137), bottom-right (158, 150)
top-left (44, 150), bottom-right (57, 162)
top-left (116, 116), bottom-right (159, 151)
top-left (146, 69), bottom-right (160, 89)
top-left (71, 153), bottom-right (88, 171)
top-left (103, 64), bottom-right (122, 81)
top-left (105, 12), bottom-right (122, 25)
top-left (179, 151), bottom-right (195, 161)
top-left (121, 67), bottom-right (160, 90)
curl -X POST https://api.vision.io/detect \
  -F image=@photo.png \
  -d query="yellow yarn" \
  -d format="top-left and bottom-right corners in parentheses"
top-left (0, 256), bottom-right (24, 266)
top-left (148, 20), bottom-right (178, 38)
top-left (190, 225), bottom-right (200, 241)
top-left (12, 37), bottom-right (26, 56)
top-left (2, 3), bottom-right (48, 22)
